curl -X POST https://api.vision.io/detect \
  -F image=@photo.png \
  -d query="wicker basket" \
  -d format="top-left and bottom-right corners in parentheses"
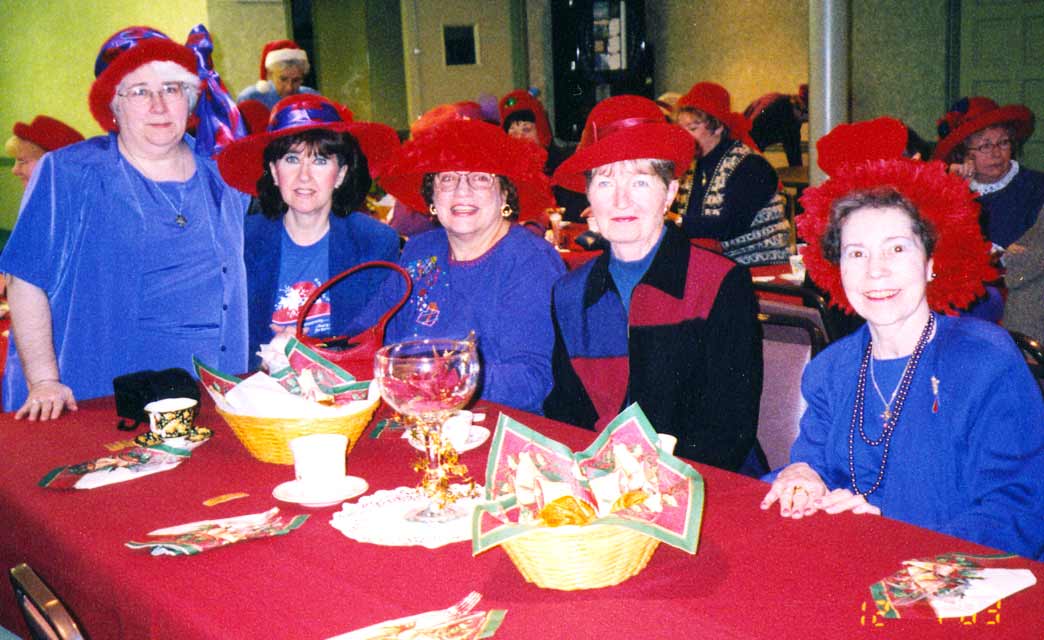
top-left (215, 397), bottom-right (380, 464)
top-left (501, 523), bottom-right (660, 590)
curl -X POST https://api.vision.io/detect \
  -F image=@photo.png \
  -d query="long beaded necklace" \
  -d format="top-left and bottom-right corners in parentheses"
top-left (848, 313), bottom-right (935, 497)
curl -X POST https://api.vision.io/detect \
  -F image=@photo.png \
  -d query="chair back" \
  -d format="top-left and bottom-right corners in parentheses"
top-left (1009, 330), bottom-right (1044, 394)
top-left (756, 311), bottom-right (826, 470)
top-left (752, 281), bottom-right (843, 342)
top-left (9, 564), bottom-right (85, 640)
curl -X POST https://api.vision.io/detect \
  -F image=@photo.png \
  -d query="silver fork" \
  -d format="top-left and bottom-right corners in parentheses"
top-left (445, 591), bottom-right (481, 619)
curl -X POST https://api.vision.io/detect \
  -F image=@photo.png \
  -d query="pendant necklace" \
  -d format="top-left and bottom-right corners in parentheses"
top-left (121, 144), bottom-right (192, 228)
top-left (868, 354), bottom-right (904, 427)
top-left (847, 312), bottom-right (935, 497)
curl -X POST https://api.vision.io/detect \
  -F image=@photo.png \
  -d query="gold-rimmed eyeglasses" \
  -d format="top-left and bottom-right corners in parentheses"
top-left (117, 83), bottom-right (187, 107)
top-left (434, 172), bottom-right (497, 192)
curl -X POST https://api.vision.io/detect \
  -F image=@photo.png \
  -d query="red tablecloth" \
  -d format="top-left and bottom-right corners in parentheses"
top-left (1, 396), bottom-right (1041, 639)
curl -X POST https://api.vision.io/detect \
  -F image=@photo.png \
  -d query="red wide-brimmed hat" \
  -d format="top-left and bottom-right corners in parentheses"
top-left (89, 26), bottom-right (198, 133)
top-left (551, 95), bottom-right (694, 193)
top-left (797, 117), bottom-right (995, 314)
top-left (676, 82), bottom-right (760, 151)
top-left (12, 116), bottom-right (84, 151)
top-left (377, 118), bottom-right (552, 218)
top-left (499, 90), bottom-right (552, 148)
top-left (408, 101), bottom-right (486, 138)
top-left (217, 94), bottom-right (400, 195)
top-left (933, 96), bottom-right (1035, 162)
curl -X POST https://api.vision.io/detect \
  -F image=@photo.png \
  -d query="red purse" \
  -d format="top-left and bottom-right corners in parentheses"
top-left (294, 261), bottom-right (413, 380)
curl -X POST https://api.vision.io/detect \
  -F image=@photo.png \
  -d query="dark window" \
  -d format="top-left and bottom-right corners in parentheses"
top-left (444, 25), bottom-right (476, 65)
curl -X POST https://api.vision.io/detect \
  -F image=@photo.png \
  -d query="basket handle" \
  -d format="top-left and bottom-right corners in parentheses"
top-left (295, 260), bottom-right (412, 340)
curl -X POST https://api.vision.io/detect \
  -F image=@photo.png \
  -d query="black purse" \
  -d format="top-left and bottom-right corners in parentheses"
top-left (112, 368), bottom-right (200, 431)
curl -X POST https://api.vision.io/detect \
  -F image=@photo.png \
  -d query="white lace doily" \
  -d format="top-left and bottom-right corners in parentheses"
top-left (329, 485), bottom-right (483, 549)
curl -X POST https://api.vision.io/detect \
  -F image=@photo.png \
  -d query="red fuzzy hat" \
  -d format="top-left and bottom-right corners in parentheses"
top-left (409, 101), bottom-right (486, 138)
top-left (12, 116), bottom-right (84, 151)
top-left (89, 26), bottom-right (197, 133)
top-left (217, 94), bottom-right (400, 195)
top-left (676, 82), bottom-right (760, 152)
top-left (551, 95), bottom-right (694, 193)
top-left (237, 99), bottom-right (271, 135)
top-left (377, 118), bottom-right (553, 219)
top-left (933, 96), bottom-right (1034, 163)
top-left (498, 90), bottom-right (552, 148)
top-left (797, 118), bottom-right (995, 314)
top-left (258, 39), bottom-right (308, 81)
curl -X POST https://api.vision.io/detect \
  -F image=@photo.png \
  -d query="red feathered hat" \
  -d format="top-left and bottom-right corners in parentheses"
top-left (89, 26), bottom-right (197, 133)
top-left (933, 96), bottom-right (1034, 163)
top-left (12, 116), bottom-right (84, 151)
top-left (377, 118), bottom-right (553, 219)
top-left (408, 101), bottom-right (485, 138)
top-left (676, 82), bottom-right (760, 152)
top-left (498, 90), bottom-right (552, 148)
top-left (797, 118), bottom-right (995, 314)
top-left (217, 94), bottom-right (400, 196)
top-left (259, 39), bottom-right (308, 81)
top-left (551, 95), bottom-right (694, 193)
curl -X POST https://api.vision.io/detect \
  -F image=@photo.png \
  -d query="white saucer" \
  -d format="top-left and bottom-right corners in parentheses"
top-left (406, 426), bottom-right (491, 454)
top-left (272, 476), bottom-right (368, 508)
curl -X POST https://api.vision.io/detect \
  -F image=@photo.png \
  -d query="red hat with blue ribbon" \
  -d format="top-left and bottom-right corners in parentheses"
top-left (216, 93), bottom-right (399, 195)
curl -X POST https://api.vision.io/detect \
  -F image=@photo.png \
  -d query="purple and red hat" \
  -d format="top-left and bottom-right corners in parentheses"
top-left (88, 26), bottom-right (197, 132)
top-left (934, 96), bottom-right (1034, 162)
top-left (216, 93), bottom-right (400, 195)
top-left (12, 116), bottom-right (84, 151)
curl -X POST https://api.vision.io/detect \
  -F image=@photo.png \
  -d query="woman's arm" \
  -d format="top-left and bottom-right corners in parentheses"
top-left (6, 275), bottom-right (77, 420)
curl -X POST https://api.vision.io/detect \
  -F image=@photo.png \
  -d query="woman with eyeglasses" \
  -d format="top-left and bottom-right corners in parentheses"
top-left (374, 118), bottom-right (565, 413)
top-left (935, 98), bottom-right (1044, 340)
top-left (0, 27), bottom-right (251, 420)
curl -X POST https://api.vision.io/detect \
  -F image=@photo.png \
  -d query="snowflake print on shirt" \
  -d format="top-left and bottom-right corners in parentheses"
top-left (272, 279), bottom-right (331, 335)
top-left (406, 255), bottom-right (445, 328)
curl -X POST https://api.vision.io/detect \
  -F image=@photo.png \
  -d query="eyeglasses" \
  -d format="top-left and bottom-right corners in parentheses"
top-left (967, 138), bottom-right (1013, 154)
top-left (434, 172), bottom-right (497, 192)
top-left (117, 83), bottom-right (187, 107)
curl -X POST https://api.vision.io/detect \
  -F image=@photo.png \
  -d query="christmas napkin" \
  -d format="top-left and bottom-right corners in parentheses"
top-left (40, 435), bottom-right (209, 490)
top-left (472, 404), bottom-right (704, 555)
top-left (126, 507), bottom-right (308, 556)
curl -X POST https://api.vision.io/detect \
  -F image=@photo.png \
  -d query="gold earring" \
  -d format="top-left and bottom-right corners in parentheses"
top-left (500, 203), bottom-right (513, 219)
top-left (429, 204), bottom-right (438, 216)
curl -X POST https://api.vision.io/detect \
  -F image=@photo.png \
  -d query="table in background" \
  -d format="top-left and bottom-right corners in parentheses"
top-left (1, 396), bottom-right (1041, 639)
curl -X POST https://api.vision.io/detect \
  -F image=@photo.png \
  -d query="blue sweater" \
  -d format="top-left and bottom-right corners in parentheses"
top-left (980, 165), bottom-right (1044, 248)
top-left (791, 314), bottom-right (1044, 559)
top-left (244, 211), bottom-right (400, 370)
top-left (376, 225), bottom-right (565, 413)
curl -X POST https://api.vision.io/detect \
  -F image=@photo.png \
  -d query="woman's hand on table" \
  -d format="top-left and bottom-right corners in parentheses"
top-left (760, 462), bottom-right (828, 519)
top-left (16, 379), bottom-right (77, 421)
top-left (814, 488), bottom-right (881, 516)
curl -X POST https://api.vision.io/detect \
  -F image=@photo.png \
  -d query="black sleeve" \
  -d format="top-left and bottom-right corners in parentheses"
top-left (720, 155), bottom-right (779, 239)
top-left (694, 265), bottom-right (763, 470)
top-left (542, 291), bottom-right (598, 428)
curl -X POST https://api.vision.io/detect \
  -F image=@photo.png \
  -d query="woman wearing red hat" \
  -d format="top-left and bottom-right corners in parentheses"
top-left (373, 118), bottom-right (565, 413)
top-left (237, 40), bottom-right (318, 110)
top-left (217, 94), bottom-right (400, 369)
top-left (0, 26), bottom-right (251, 420)
top-left (4, 116), bottom-right (84, 187)
top-left (673, 82), bottom-right (790, 266)
top-left (761, 118), bottom-right (1044, 560)
top-left (545, 95), bottom-right (765, 474)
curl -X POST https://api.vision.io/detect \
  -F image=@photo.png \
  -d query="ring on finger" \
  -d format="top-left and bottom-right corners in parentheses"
top-left (792, 485), bottom-right (806, 495)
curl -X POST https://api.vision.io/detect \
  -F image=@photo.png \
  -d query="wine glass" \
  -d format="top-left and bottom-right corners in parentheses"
top-left (374, 337), bottom-right (480, 522)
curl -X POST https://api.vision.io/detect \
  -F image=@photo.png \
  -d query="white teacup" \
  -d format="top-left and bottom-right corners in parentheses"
top-left (289, 434), bottom-right (348, 490)
top-left (657, 433), bottom-right (678, 455)
top-left (144, 397), bottom-right (198, 439)
top-left (789, 253), bottom-right (806, 278)
top-left (441, 410), bottom-right (474, 451)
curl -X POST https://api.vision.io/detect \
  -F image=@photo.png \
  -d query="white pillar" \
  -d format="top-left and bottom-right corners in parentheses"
top-left (809, 0), bottom-right (850, 186)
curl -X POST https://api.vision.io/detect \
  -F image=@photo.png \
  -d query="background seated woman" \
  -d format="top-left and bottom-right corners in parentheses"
top-left (373, 118), bottom-right (565, 414)
top-left (545, 95), bottom-right (765, 475)
top-left (218, 94), bottom-right (400, 369)
top-left (762, 118), bottom-right (1044, 560)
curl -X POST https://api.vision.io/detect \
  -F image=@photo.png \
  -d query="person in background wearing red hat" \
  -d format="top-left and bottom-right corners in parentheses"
top-left (761, 118), bottom-right (1044, 560)
top-left (545, 95), bottom-right (766, 475)
top-left (935, 96), bottom-right (1042, 250)
top-left (498, 89), bottom-right (588, 223)
top-left (743, 83), bottom-right (808, 167)
top-left (4, 116), bottom-right (84, 188)
top-left (673, 82), bottom-right (790, 266)
top-left (237, 39), bottom-right (318, 110)
top-left (0, 26), bottom-right (251, 421)
top-left (217, 94), bottom-right (400, 369)
top-left (373, 118), bottom-right (565, 414)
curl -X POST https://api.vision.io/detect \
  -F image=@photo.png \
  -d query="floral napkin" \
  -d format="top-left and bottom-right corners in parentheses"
top-left (870, 552), bottom-right (1038, 619)
top-left (39, 438), bottom-right (208, 490)
top-left (472, 404), bottom-right (704, 556)
top-left (327, 592), bottom-right (505, 639)
top-left (126, 507), bottom-right (308, 556)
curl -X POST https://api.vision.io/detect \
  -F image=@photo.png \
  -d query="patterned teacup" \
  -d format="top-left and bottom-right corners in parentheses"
top-left (145, 398), bottom-right (199, 439)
